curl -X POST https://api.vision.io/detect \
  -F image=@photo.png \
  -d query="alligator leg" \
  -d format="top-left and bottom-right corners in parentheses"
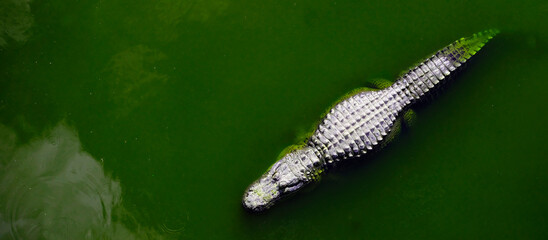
top-left (367, 78), bottom-right (417, 144)
top-left (403, 108), bottom-right (417, 129)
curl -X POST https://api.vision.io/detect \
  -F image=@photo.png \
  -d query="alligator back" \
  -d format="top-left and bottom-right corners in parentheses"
top-left (308, 29), bottom-right (498, 166)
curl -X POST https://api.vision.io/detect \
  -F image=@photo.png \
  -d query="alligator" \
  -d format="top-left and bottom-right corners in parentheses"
top-left (242, 29), bottom-right (498, 212)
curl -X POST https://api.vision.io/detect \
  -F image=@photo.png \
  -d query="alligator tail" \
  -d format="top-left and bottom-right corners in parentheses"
top-left (389, 29), bottom-right (499, 104)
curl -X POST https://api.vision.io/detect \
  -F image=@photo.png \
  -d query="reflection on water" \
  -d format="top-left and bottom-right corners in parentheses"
top-left (97, 0), bottom-right (229, 43)
top-left (0, 0), bottom-right (33, 48)
top-left (102, 45), bottom-right (168, 117)
top-left (0, 122), bottom-right (165, 239)
top-left (0, 124), bottom-right (17, 168)
top-left (152, 0), bottom-right (229, 23)
top-left (180, 0), bottom-right (230, 22)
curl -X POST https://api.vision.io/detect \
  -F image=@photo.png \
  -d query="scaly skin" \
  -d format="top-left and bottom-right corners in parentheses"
top-left (242, 29), bottom-right (499, 212)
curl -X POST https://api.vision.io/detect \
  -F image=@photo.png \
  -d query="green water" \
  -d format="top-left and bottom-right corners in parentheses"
top-left (1, 0), bottom-right (547, 239)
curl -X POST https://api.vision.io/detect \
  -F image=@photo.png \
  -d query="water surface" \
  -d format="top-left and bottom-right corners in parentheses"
top-left (1, 0), bottom-right (547, 239)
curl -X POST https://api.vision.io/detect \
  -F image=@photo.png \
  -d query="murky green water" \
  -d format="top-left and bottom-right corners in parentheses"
top-left (1, 0), bottom-right (547, 239)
